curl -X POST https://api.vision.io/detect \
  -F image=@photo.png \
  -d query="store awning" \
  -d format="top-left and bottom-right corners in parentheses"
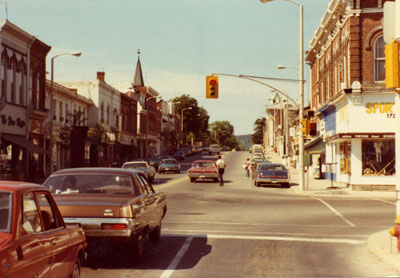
top-left (304, 136), bottom-right (325, 155)
top-left (1, 134), bottom-right (45, 154)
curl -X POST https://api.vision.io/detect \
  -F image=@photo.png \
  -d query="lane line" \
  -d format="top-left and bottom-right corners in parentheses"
top-left (163, 220), bottom-right (387, 228)
top-left (312, 196), bottom-right (356, 227)
top-left (160, 236), bottom-right (193, 278)
top-left (163, 229), bottom-right (368, 239)
top-left (161, 233), bottom-right (364, 245)
top-left (373, 198), bottom-right (396, 205)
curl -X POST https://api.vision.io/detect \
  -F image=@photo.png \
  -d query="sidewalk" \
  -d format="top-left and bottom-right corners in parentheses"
top-left (264, 149), bottom-right (400, 273)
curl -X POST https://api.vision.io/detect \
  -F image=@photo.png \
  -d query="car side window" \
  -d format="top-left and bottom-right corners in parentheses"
top-left (141, 176), bottom-right (155, 194)
top-left (36, 193), bottom-right (62, 231)
top-left (22, 192), bottom-right (42, 233)
top-left (132, 176), bottom-right (144, 195)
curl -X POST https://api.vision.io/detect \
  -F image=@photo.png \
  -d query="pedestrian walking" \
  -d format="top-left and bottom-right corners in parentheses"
top-left (216, 155), bottom-right (226, 186)
top-left (243, 158), bottom-right (250, 178)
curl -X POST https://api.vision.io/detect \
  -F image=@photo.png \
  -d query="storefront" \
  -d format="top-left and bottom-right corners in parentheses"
top-left (322, 92), bottom-right (396, 190)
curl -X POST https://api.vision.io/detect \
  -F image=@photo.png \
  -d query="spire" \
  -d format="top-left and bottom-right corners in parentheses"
top-left (133, 49), bottom-right (145, 91)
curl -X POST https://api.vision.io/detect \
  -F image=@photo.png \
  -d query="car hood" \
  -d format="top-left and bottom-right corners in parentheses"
top-left (52, 194), bottom-right (137, 218)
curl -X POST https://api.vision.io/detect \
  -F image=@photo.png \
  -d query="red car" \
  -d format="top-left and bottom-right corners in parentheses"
top-left (187, 160), bottom-right (219, 182)
top-left (0, 181), bottom-right (87, 278)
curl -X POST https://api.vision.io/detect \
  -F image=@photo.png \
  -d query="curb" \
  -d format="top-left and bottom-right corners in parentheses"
top-left (367, 230), bottom-right (400, 274)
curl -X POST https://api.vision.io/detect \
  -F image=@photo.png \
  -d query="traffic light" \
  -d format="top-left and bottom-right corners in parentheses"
top-left (206, 75), bottom-right (219, 99)
top-left (385, 41), bottom-right (400, 88)
top-left (300, 119), bottom-right (308, 136)
top-left (308, 121), bottom-right (317, 136)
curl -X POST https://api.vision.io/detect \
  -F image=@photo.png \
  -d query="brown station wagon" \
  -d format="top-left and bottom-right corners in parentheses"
top-left (42, 167), bottom-right (167, 258)
top-left (0, 181), bottom-right (87, 278)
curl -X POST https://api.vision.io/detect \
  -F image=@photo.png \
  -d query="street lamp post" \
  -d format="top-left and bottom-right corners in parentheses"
top-left (49, 52), bottom-right (81, 175)
top-left (180, 107), bottom-right (192, 147)
top-left (145, 95), bottom-right (161, 158)
top-left (260, 0), bottom-right (305, 191)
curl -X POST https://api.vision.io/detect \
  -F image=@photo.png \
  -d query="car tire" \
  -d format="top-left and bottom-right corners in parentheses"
top-left (256, 182), bottom-right (260, 187)
top-left (71, 258), bottom-right (81, 278)
top-left (134, 231), bottom-right (144, 257)
top-left (190, 178), bottom-right (196, 183)
top-left (149, 221), bottom-right (161, 242)
top-left (282, 182), bottom-right (290, 188)
top-left (159, 171), bottom-right (163, 174)
top-left (176, 170), bottom-right (180, 174)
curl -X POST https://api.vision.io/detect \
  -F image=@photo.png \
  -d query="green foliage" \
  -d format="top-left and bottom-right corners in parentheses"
top-left (252, 117), bottom-right (266, 145)
top-left (210, 120), bottom-right (240, 150)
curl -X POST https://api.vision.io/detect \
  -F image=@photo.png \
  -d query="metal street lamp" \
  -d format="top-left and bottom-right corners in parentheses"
top-left (145, 95), bottom-right (161, 158)
top-left (49, 52), bottom-right (82, 175)
top-left (277, 65), bottom-right (298, 71)
top-left (180, 107), bottom-right (192, 147)
top-left (260, 0), bottom-right (305, 191)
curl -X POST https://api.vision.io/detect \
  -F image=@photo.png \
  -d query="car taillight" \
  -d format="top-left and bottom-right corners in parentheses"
top-left (101, 223), bottom-right (127, 230)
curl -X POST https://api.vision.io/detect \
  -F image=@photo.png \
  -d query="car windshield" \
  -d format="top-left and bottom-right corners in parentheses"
top-left (43, 174), bottom-right (136, 195)
top-left (162, 159), bottom-right (176, 164)
top-left (193, 162), bottom-right (215, 168)
top-left (259, 164), bottom-right (286, 171)
top-left (123, 163), bottom-right (147, 168)
top-left (0, 191), bottom-right (12, 233)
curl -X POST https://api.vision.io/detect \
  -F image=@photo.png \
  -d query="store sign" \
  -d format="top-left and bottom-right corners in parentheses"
top-left (326, 133), bottom-right (395, 142)
top-left (365, 102), bottom-right (395, 115)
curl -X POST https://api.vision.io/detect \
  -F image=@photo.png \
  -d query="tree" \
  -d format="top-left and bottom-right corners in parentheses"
top-left (251, 117), bottom-right (266, 145)
top-left (210, 121), bottom-right (240, 150)
top-left (171, 94), bottom-right (210, 145)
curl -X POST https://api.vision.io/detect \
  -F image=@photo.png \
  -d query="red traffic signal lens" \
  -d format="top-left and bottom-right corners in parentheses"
top-left (209, 79), bottom-right (217, 86)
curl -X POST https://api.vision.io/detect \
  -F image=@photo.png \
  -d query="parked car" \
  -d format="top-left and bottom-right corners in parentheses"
top-left (253, 163), bottom-right (290, 188)
top-left (122, 161), bottom-right (156, 183)
top-left (209, 144), bottom-right (221, 155)
top-left (250, 157), bottom-right (267, 179)
top-left (173, 151), bottom-right (185, 161)
top-left (159, 159), bottom-right (180, 174)
top-left (149, 157), bottom-right (162, 171)
top-left (0, 181), bottom-right (87, 278)
top-left (187, 160), bottom-right (219, 183)
top-left (252, 152), bottom-right (264, 159)
top-left (42, 168), bottom-right (167, 258)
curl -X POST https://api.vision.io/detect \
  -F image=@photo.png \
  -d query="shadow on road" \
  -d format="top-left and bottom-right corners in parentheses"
top-left (84, 235), bottom-right (212, 271)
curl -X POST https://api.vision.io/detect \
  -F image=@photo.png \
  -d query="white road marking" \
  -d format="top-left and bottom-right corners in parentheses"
top-left (163, 228), bottom-right (367, 239)
top-left (312, 197), bottom-right (356, 227)
top-left (162, 233), bottom-right (364, 245)
top-left (163, 220), bottom-right (387, 228)
top-left (373, 198), bottom-right (396, 205)
top-left (160, 236), bottom-right (193, 278)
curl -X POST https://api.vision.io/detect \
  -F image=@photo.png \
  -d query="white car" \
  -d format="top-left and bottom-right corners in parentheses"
top-left (253, 152), bottom-right (264, 159)
top-left (122, 161), bottom-right (156, 183)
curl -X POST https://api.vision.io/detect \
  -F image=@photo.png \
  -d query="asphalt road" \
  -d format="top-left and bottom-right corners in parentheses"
top-left (81, 151), bottom-right (400, 277)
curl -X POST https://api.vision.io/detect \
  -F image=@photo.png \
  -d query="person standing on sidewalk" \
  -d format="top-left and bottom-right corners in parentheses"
top-left (216, 155), bottom-right (226, 186)
top-left (244, 158), bottom-right (250, 178)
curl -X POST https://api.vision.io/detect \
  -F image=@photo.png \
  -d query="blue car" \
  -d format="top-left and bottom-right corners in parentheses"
top-left (254, 163), bottom-right (290, 188)
top-left (158, 159), bottom-right (181, 174)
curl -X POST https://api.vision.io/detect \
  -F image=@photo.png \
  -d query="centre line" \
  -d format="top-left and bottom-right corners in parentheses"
top-left (312, 197), bottom-right (356, 227)
top-left (160, 235), bottom-right (193, 278)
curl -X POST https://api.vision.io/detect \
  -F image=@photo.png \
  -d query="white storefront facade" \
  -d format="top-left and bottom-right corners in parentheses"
top-left (322, 89), bottom-right (396, 190)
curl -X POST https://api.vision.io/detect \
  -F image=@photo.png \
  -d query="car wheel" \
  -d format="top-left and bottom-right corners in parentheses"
top-left (190, 178), bottom-right (196, 183)
top-left (149, 221), bottom-right (161, 242)
top-left (282, 182), bottom-right (290, 188)
top-left (256, 182), bottom-right (260, 187)
top-left (71, 258), bottom-right (81, 278)
top-left (176, 170), bottom-right (180, 174)
top-left (159, 171), bottom-right (163, 174)
top-left (213, 178), bottom-right (218, 183)
top-left (134, 231), bottom-right (144, 257)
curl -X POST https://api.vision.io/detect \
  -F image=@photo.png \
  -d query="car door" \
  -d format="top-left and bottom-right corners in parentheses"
top-left (36, 192), bottom-right (75, 278)
top-left (9, 191), bottom-right (52, 278)
top-left (137, 175), bottom-right (162, 228)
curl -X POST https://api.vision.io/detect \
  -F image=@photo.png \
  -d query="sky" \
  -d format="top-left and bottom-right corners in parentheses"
top-left (5, 0), bottom-right (332, 135)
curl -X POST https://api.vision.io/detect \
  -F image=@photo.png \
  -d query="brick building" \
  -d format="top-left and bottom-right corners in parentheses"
top-left (306, 0), bottom-right (395, 190)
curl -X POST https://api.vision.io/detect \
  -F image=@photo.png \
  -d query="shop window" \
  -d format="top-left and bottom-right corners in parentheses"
top-left (362, 140), bottom-right (395, 176)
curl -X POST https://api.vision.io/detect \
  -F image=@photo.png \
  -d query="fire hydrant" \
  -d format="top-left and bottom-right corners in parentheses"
top-left (389, 215), bottom-right (400, 253)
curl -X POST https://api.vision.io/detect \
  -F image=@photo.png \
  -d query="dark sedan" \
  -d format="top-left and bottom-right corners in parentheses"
top-left (253, 163), bottom-right (290, 188)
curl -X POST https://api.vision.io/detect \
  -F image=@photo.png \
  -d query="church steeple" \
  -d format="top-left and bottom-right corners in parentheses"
top-left (133, 49), bottom-right (145, 92)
